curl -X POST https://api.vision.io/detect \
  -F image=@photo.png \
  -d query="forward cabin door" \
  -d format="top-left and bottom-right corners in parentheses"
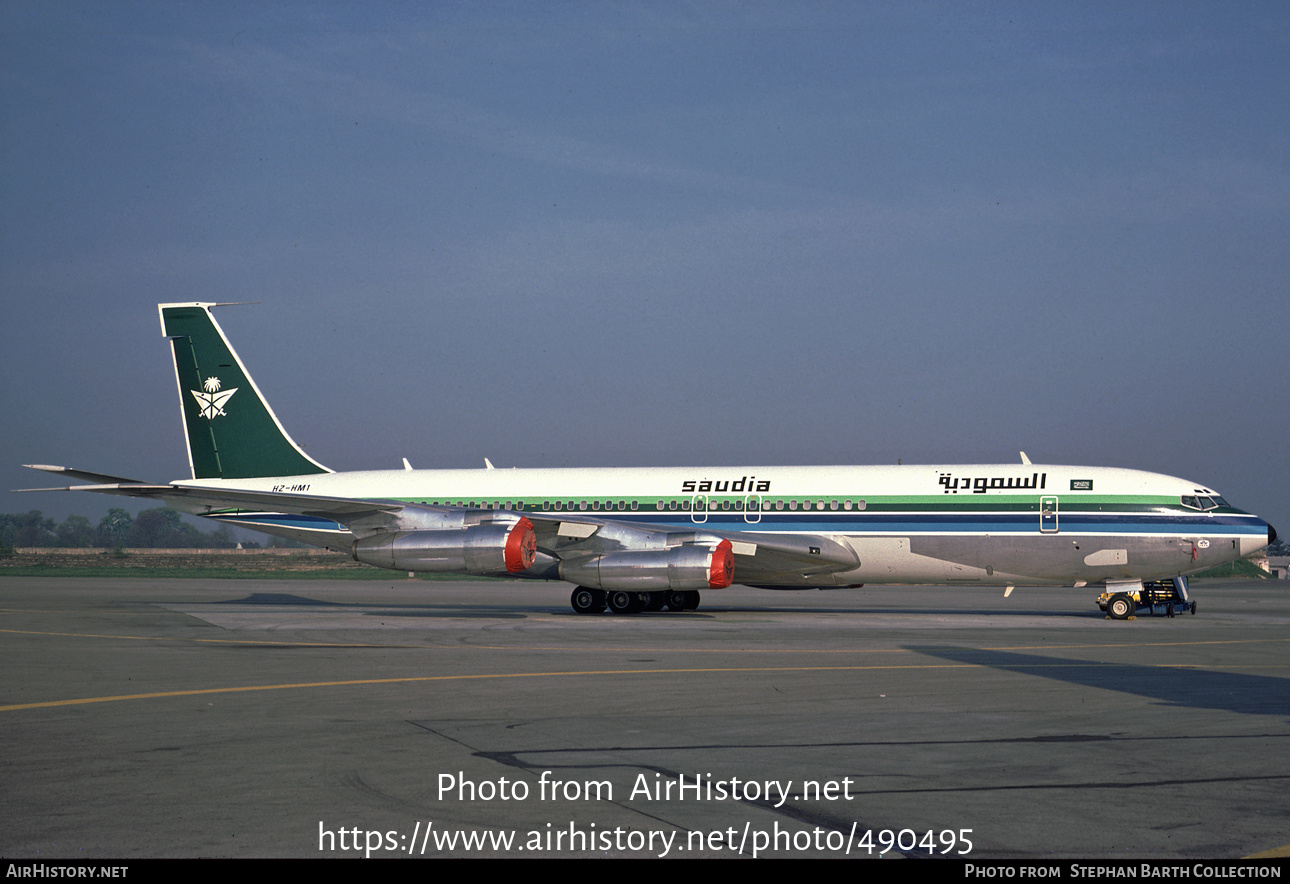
top-left (1040, 496), bottom-right (1059, 533)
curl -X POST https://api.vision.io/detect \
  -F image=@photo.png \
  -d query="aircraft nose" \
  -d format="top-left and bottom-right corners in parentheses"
top-left (1243, 519), bottom-right (1277, 557)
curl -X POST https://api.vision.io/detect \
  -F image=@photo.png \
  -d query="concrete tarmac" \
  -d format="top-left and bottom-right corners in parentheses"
top-left (2, 577), bottom-right (1288, 859)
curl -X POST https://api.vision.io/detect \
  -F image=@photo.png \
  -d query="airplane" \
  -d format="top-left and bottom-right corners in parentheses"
top-left (22, 302), bottom-right (1277, 617)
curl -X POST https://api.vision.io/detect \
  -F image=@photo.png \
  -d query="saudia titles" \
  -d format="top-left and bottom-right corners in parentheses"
top-left (680, 477), bottom-right (772, 494)
top-left (939, 472), bottom-right (1048, 494)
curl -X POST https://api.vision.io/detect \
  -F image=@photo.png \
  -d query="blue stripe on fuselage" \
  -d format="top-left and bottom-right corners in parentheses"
top-left (627, 511), bottom-right (1266, 536)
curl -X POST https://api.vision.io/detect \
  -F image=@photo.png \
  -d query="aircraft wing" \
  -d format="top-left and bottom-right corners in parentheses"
top-left (19, 467), bottom-right (859, 583)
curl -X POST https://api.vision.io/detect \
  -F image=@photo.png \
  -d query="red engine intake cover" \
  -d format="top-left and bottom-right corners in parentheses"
top-left (504, 518), bottom-right (537, 572)
top-left (708, 539), bottom-right (734, 588)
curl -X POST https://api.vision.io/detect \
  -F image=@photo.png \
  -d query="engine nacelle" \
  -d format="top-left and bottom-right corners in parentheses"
top-left (559, 540), bottom-right (733, 591)
top-left (352, 517), bottom-right (536, 574)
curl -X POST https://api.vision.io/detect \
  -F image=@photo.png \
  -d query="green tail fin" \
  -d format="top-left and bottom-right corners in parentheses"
top-left (159, 303), bottom-right (331, 480)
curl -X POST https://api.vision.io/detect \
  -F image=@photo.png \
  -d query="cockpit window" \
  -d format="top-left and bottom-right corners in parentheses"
top-left (1181, 495), bottom-right (1224, 511)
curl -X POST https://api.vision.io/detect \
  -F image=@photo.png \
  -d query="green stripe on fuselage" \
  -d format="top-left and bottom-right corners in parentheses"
top-left (386, 493), bottom-right (1195, 515)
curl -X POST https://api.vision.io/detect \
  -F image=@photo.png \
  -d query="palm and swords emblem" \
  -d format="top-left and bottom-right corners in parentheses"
top-left (190, 376), bottom-right (238, 419)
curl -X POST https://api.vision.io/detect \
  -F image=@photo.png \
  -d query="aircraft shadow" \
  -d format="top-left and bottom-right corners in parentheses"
top-left (907, 645), bottom-right (1290, 719)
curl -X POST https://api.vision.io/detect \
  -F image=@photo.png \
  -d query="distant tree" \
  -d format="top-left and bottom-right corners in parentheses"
top-left (96, 509), bottom-right (133, 548)
top-left (127, 508), bottom-right (203, 548)
top-left (2, 510), bottom-right (57, 548)
top-left (55, 515), bottom-right (95, 548)
top-left (1, 508), bottom-right (269, 549)
top-left (264, 534), bottom-right (309, 548)
top-left (202, 524), bottom-right (244, 549)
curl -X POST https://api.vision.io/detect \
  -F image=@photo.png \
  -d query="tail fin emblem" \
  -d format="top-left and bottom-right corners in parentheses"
top-left (191, 377), bottom-right (238, 419)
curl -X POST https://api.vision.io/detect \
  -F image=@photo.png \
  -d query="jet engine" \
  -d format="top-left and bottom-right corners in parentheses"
top-left (352, 517), bottom-right (536, 574)
top-left (558, 539), bottom-right (733, 591)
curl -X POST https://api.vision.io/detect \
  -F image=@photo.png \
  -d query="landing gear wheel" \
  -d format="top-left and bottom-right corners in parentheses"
top-left (1107, 593), bottom-right (1135, 620)
top-left (666, 591), bottom-right (689, 612)
top-left (607, 590), bottom-right (641, 615)
top-left (642, 592), bottom-right (666, 612)
top-left (571, 587), bottom-right (605, 615)
top-left (683, 590), bottom-right (701, 611)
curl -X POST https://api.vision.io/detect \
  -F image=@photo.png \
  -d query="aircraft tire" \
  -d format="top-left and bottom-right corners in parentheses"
top-left (607, 590), bottom-right (639, 615)
top-left (642, 592), bottom-right (666, 612)
top-left (665, 591), bottom-right (689, 612)
top-left (1107, 593), bottom-right (1134, 620)
top-left (684, 590), bottom-right (701, 611)
top-left (571, 587), bottom-right (605, 615)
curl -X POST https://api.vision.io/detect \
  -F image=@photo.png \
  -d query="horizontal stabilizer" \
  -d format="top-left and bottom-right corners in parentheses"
top-left (23, 464), bottom-right (147, 485)
top-left (101, 483), bottom-right (406, 522)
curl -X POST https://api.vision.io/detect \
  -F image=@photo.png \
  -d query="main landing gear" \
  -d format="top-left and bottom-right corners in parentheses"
top-left (569, 587), bottom-right (700, 615)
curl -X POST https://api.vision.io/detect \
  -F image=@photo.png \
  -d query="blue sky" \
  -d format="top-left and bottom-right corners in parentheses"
top-left (2, 2), bottom-right (1286, 535)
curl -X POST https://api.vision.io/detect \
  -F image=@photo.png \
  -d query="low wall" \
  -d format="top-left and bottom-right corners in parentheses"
top-left (3, 547), bottom-right (367, 572)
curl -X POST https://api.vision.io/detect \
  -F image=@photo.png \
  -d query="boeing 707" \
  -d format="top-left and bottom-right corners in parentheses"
top-left (23, 302), bottom-right (1277, 617)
